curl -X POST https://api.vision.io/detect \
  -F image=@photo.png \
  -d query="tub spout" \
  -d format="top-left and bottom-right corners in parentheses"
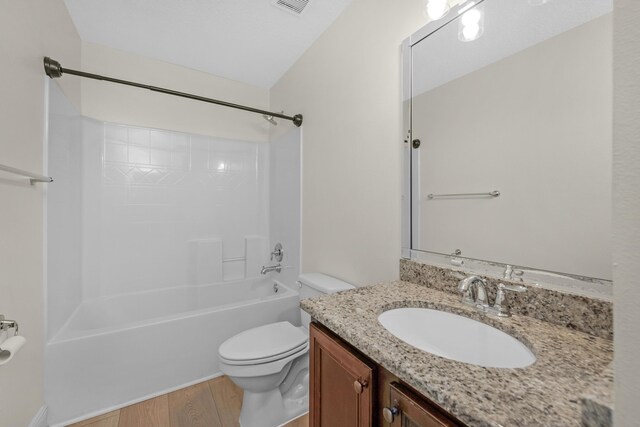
top-left (260, 264), bottom-right (282, 275)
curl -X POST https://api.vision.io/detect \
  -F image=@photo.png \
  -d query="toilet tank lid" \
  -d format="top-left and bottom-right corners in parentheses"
top-left (298, 273), bottom-right (355, 294)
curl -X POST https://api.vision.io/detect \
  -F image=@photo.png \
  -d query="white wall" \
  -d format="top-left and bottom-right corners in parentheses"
top-left (413, 15), bottom-right (612, 280)
top-left (0, 1), bottom-right (81, 425)
top-left (270, 0), bottom-right (427, 286)
top-left (269, 129), bottom-right (302, 291)
top-left (81, 42), bottom-right (272, 142)
top-left (613, 0), bottom-right (640, 424)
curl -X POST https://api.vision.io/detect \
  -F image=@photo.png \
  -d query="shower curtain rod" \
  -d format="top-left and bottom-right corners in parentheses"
top-left (43, 57), bottom-right (303, 127)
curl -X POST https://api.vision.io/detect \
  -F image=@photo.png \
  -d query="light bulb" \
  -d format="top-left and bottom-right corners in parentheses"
top-left (425, 0), bottom-right (450, 21)
top-left (461, 24), bottom-right (480, 41)
top-left (458, 5), bottom-right (484, 42)
top-left (461, 9), bottom-right (481, 26)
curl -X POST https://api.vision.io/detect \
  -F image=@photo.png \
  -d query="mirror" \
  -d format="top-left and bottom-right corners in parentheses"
top-left (404, 0), bottom-right (613, 285)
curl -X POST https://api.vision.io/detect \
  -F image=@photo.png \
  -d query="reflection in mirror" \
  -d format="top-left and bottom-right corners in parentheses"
top-left (407, 0), bottom-right (612, 285)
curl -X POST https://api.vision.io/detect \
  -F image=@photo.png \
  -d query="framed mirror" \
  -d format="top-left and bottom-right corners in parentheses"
top-left (402, 0), bottom-right (613, 294)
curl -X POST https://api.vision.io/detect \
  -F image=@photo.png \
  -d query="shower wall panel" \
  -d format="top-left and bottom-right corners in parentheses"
top-left (47, 83), bottom-right (83, 341)
top-left (82, 124), bottom-right (269, 298)
top-left (269, 129), bottom-right (301, 289)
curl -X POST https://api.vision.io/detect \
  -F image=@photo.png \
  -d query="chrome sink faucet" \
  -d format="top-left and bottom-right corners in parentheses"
top-left (458, 275), bottom-right (526, 317)
top-left (458, 275), bottom-right (489, 307)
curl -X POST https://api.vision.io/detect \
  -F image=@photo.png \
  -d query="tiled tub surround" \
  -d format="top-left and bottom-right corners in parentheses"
top-left (48, 105), bottom-right (270, 311)
top-left (48, 114), bottom-right (271, 337)
top-left (92, 123), bottom-right (269, 294)
top-left (301, 282), bottom-right (613, 427)
top-left (400, 259), bottom-right (613, 340)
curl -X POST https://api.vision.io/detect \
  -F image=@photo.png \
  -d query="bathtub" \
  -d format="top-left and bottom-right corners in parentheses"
top-left (45, 278), bottom-right (300, 426)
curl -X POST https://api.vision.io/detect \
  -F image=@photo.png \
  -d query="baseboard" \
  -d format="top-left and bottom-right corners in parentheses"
top-left (29, 406), bottom-right (48, 427)
top-left (50, 372), bottom-right (223, 427)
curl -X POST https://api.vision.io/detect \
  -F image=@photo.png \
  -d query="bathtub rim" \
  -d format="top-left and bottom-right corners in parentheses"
top-left (48, 278), bottom-right (298, 345)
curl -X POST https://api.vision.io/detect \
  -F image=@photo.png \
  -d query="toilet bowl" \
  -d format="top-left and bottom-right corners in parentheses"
top-left (218, 273), bottom-right (355, 427)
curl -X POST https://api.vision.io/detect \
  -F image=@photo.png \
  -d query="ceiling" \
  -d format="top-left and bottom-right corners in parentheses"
top-left (63, 0), bottom-right (354, 89)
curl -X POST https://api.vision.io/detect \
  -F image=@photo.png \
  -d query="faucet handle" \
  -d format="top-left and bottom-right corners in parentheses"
top-left (490, 283), bottom-right (526, 317)
top-left (270, 243), bottom-right (284, 262)
top-left (498, 283), bottom-right (527, 293)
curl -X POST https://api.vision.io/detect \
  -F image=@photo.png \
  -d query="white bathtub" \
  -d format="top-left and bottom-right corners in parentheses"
top-left (45, 278), bottom-right (300, 426)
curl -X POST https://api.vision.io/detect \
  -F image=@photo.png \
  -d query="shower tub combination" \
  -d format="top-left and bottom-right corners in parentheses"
top-left (45, 278), bottom-right (300, 426)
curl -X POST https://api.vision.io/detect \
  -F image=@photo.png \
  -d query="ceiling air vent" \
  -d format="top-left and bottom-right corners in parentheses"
top-left (274, 0), bottom-right (309, 15)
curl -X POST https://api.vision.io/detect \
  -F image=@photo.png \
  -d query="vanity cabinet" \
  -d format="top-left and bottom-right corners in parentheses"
top-left (310, 321), bottom-right (375, 427)
top-left (309, 322), bottom-right (466, 427)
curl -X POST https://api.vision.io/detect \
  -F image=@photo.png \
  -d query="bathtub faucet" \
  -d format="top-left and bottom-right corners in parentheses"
top-left (260, 264), bottom-right (282, 275)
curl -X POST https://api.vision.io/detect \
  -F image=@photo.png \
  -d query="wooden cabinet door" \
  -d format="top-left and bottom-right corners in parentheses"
top-left (385, 382), bottom-right (461, 427)
top-left (310, 323), bottom-right (375, 427)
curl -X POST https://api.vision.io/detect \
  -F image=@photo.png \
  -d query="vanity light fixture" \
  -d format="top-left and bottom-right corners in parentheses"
top-left (458, 3), bottom-right (484, 42)
top-left (425, 0), bottom-right (450, 21)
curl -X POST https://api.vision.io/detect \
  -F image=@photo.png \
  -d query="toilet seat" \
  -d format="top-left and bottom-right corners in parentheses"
top-left (219, 340), bottom-right (308, 366)
top-left (218, 321), bottom-right (307, 365)
top-left (219, 343), bottom-right (308, 378)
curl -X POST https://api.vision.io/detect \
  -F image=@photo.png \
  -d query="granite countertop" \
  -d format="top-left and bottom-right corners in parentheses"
top-left (301, 281), bottom-right (613, 427)
top-left (580, 363), bottom-right (614, 427)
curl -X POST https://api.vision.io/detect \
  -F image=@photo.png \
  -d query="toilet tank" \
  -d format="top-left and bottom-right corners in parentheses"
top-left (298, 273), bottom-right (355, 328)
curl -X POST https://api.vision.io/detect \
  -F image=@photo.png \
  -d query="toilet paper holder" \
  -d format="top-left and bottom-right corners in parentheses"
top-left (0, 315), bottom-right (19, 336)
top-left (0, 314), bottom-right (26, 366)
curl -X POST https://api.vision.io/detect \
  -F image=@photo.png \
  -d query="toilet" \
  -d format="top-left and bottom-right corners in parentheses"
top-left (218, 273), bottom-right (355, 427)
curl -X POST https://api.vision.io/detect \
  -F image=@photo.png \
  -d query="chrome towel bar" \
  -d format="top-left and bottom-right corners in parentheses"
top-left (0, 163), bottom-right (53, 185)
top-left (427, 190), bottom-right (500, 199)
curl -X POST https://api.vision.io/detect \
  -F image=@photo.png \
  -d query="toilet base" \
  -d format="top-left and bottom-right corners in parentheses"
top-left (238, 385), bottom-right (308, 427)
top-left (239, 389), bottom-right (285, 427)
top-left (236, 355), bottom-right (309, 427)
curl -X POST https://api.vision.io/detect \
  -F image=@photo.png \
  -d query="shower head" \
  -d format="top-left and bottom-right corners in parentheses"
top-left (262, 114), bottom-right (278, 126)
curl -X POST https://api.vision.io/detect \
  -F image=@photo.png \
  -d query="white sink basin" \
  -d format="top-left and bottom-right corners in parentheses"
top-left (378, 308), bottom-right (536, 368)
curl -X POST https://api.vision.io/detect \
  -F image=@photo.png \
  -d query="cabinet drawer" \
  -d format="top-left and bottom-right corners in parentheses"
top-left (385, 382), bottom-right (460, 427)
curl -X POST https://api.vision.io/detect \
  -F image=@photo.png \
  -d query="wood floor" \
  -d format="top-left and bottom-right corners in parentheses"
top-left (68, 376), bottom-right (309, 427)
